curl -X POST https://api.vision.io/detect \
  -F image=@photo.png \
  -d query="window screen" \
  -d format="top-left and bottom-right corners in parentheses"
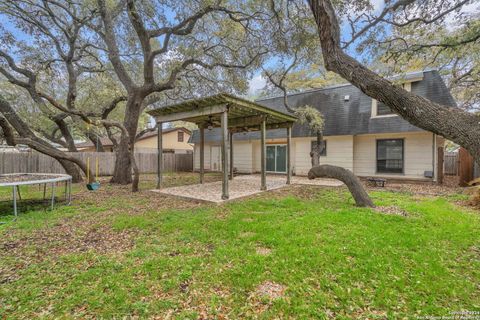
top-left (377, 139), bottom-right (404, 174)
top-left (376, 101), bottom-right (394, 116)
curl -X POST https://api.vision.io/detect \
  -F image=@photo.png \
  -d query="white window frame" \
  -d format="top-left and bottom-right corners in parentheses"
top-left (371, 82), bottom-right (412, 119)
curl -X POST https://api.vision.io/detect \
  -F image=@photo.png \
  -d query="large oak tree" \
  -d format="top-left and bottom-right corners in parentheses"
top-left (306, 0), bottom-right (480, 164)
top-left (93, 0), bottom-right (266, 190)
top-left (0, 0), bottom-right (106, 181)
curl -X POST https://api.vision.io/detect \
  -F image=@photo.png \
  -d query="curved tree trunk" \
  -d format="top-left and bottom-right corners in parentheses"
top-left (110, 136), bottom-right (132, 184)
top-left (310, 132), bottom-right (323, 167)
top-left (308, 164), bottom-right (375, 207)
top-left (0, 95), bottom-right (93, 183)
top-left (111, 136), bottom-right (140, 191)
top-left (58, 159), bottom-right (83, 183)
top-left (54, 116), bottom-right (78, 152)
top-left (110, 98), bottom-right (141, 187)
top-left (86, 131), bottom-right (105, 152)
top-left (129, 150), bottom-right (140, 192)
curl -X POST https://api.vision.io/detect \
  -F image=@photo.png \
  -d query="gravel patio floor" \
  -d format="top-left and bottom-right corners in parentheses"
top-left (151, 174), bottom-right (343, 203)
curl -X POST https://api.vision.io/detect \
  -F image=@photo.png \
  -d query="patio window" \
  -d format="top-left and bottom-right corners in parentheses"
top-left (376, 102), bottom-right (394, 116)
top-left (371, 83), bottom-right (411, 117)
top-left (376, 139), bottom-right (404, 174)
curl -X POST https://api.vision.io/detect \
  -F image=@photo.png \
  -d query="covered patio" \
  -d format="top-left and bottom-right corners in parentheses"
top-left (147, 93), bottom-right (298, 200)
top-left (151, 174), bottom-right (343, 203)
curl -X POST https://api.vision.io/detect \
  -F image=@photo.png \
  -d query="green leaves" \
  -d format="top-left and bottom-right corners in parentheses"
top-left (294, 105), bottom-right (324, 134)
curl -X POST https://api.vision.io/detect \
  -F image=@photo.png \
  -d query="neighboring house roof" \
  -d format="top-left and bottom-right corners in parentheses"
top-left (76, 127), bottom-right (191, 148)
top-left (76, 137), bottom-right (113, 149)
top-left (189, 70), bottom-right (456, 143)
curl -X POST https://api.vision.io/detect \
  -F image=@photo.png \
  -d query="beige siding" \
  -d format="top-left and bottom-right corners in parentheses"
top-left (253, 140), bottom-right (260, 172)
top-left (232, 141), bottom-right (253, 173)
top-left (293, 138), bottom-right (309, 175)
top-left (136, 130), bottom-right (193, 152)
top-left (353, 132), bottom-right (434, 179)
top-left (198, 136), bottom-right (355, 175)
top-left (194, 141), bottom-right (253, 173)
top-left (194, 144), bottom-right (212, 170)
top-left (193, 131), bottom-right (435, 180)
top-left (211, 146), bottom-right (221, 171)
top-left (293, 136), bottom-right (354, 175)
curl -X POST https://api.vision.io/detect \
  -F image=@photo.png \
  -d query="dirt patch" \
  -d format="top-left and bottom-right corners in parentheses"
top-left (350, 308), bottom-right (388, 319)
top-left (259, 184), bottom-right (332, 201)
top-left (374, 206), bottom-right (409, 217)
top-left (254, 281), bottom-right (286, 300)
top-left (255, 246), bottom-right (272, 256)
top-left (0, 265), bottom-right (20, 284)
top-left (239, 232), bottom-right (256, 238)
top-left (365, 179), bottom-right (461, 196)
top-left (0, 174), bottom-right (217, 280)
top-left (1, 223), bottom-right (136, 261)
top-left (179, 280), bottom-right (190, 293)
top-left (0, 222), bottom-right (136, 284)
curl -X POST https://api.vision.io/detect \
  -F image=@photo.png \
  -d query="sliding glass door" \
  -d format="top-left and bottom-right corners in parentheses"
top-left (266, 145), bottom-right (287, 173)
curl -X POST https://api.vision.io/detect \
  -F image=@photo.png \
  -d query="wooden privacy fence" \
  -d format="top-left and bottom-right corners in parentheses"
top-left (444, 152), bottom-right (459, 175)
top-left (0, 152), bottom-right (193, 176)
top-left (458, 148), bottom-right (474, 186)
top-left (443, 148), bottom-right (479, 186)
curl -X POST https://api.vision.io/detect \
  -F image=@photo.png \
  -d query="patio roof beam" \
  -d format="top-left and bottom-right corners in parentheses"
top-left (221, 94), bottom-right (297, 122)
top-left (228, 115), bottom-right (264, 128)
top-left (229, 121), bottom-right (293, 133)
top-left (153, 104), bottom-right (227, 123)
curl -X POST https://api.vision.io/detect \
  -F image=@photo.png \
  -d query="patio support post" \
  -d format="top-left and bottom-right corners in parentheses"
top-left (287, 125), bottom-right (292, 184)
top-left (156, 122), bottom-right (163, 189)
top-left (261, 117), bottom-right (267, 191)
top-left (200, 125), bottom-right (205, 184)
top-left (51, 182), bottom-right (55, 210)
top-left (221, 111), bottom-right (229, 199)
top-left (12, 186), bottom-right (17, 220)
top-left (229, 131), bottom-right (234, 180)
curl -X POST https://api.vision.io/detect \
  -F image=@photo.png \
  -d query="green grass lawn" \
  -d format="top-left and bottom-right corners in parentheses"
top-left (0, 173), bottom-right (479, 319)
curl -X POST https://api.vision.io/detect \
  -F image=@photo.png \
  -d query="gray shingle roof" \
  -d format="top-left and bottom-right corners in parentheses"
top-left (190, 70), bottom-right (456, 143)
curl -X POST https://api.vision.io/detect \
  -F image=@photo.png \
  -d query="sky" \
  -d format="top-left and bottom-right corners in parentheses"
top-left (246, 0), bottom-right (387, 97)
top-left (2, 0), bottom-right (478, 99)
top-left (246, 0), bottom-right (480, 97)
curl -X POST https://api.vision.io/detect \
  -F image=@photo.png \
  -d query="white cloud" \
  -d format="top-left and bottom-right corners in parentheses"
top-left (248, 74), bottom-right (267, 96)
top-left (444, 2), bottom-right (480, 30)
top-left (371, 0), bottom-right (385, 14)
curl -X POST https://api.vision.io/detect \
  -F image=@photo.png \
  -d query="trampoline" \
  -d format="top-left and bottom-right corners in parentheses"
top-left (0, 173), bottom-right (72, 221)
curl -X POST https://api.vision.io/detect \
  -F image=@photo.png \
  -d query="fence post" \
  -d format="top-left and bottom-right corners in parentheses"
top-left (459, 147), bottom-right (474, 186)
